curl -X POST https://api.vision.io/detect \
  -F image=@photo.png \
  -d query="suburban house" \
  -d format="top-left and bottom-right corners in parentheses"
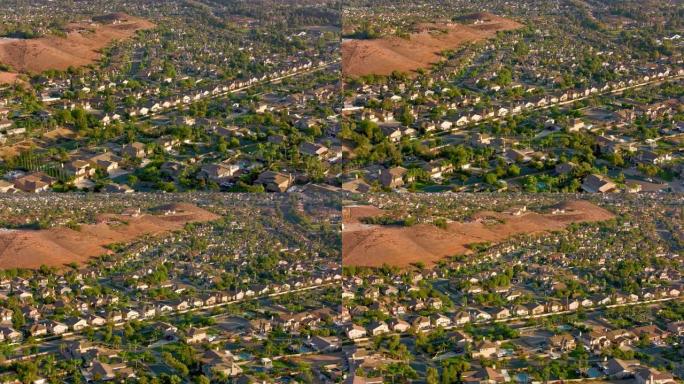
top-left (200, 163), bottom-right (240, 183)
top-left (379, 166), bottom-right (407, 189)
top-left (255, 171), bottom-right (293, 192)
top-left (346, 324), bottom-right (367, 340)
top-left (634, 367), bottom-right (676, 384)
top-left (184, 327), bottom-right (208, 344)
top-left (64, 160), bottom-right (95, 181)
top-left (13, 172), bottom-right (56, 193)
top-left (121, 142), bottom-right (147, 159)
top-left (299, 142), bottom-right (329, 159)
top-left (582, 174), bottom-right (617, 193)
top-left (472, 340), bottom-right (498, 359)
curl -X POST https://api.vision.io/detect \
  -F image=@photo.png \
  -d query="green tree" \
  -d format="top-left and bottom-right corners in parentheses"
top-left (484, 173), bottom-right (498, 185)
top-left (427, 367), bottom-right (439, 384)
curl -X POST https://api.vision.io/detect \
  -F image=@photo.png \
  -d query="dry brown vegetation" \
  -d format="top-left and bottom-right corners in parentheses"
top-left (342, 13), bottom-right (522, 77)
top-left (0, 71), bottom-right (24, 85)
top-left (342, 200), bottom-right (615, 268)
top-left (0, 13), bottom-right (154, 75)
top-left (0, 203), bottom-right (219, 269)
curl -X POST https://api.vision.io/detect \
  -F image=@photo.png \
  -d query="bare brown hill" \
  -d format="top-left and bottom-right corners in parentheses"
top-left (342, 200), bottom-right (614, 268)
top-left (342, 204), bottom-right (384, 223)
top-left (0, 13), bottom-right (154, 74)
top-left (0, 203), bottom-right (219, 269)
top-left (342, 13), bottom-right (522, 78)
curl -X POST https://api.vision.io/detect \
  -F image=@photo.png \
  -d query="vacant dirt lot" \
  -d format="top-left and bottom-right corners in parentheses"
top-left (343, 200), bottom-right (614, 268)
top-left (0, 139), bottom-right (36, 160)
top-left (342, 13), bottom-right (522, 77)
top-left (0, 128), bottom-right (75, 160)
top-left (342, 204), bottom-right (384, 222)
top-left (0, 203), bottom-right (219, 269)
top-left (0, 71), bottom-right (24, 85)
top-left (0, 13), bottom-right (154, 74)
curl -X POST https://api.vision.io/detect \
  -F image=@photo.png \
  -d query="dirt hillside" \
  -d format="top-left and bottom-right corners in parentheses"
top-left (342, 13), bottom-right (522, 77)
top-left (342, 200), bottom-right (614, 268)
top-left (0, 13), bottom-right (155, 74)
top-left (0, 71), bottom-right (24, 85)
top-left (0, 203), bottom-right (219, 269)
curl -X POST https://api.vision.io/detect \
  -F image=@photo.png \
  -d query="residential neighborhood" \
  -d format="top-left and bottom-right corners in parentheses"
top-left (0, 0), bottom-right (682, 383)
top-left (340, 0), bottom-right (684, 193)
top-left (0, 193), bottom-right (345, 383)
top-left (341, 193), bottom-right (683, 383)
top-left (1, 0), bottom-right (681, 194)
top-left (0, 0), bottom-right (342, 194)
